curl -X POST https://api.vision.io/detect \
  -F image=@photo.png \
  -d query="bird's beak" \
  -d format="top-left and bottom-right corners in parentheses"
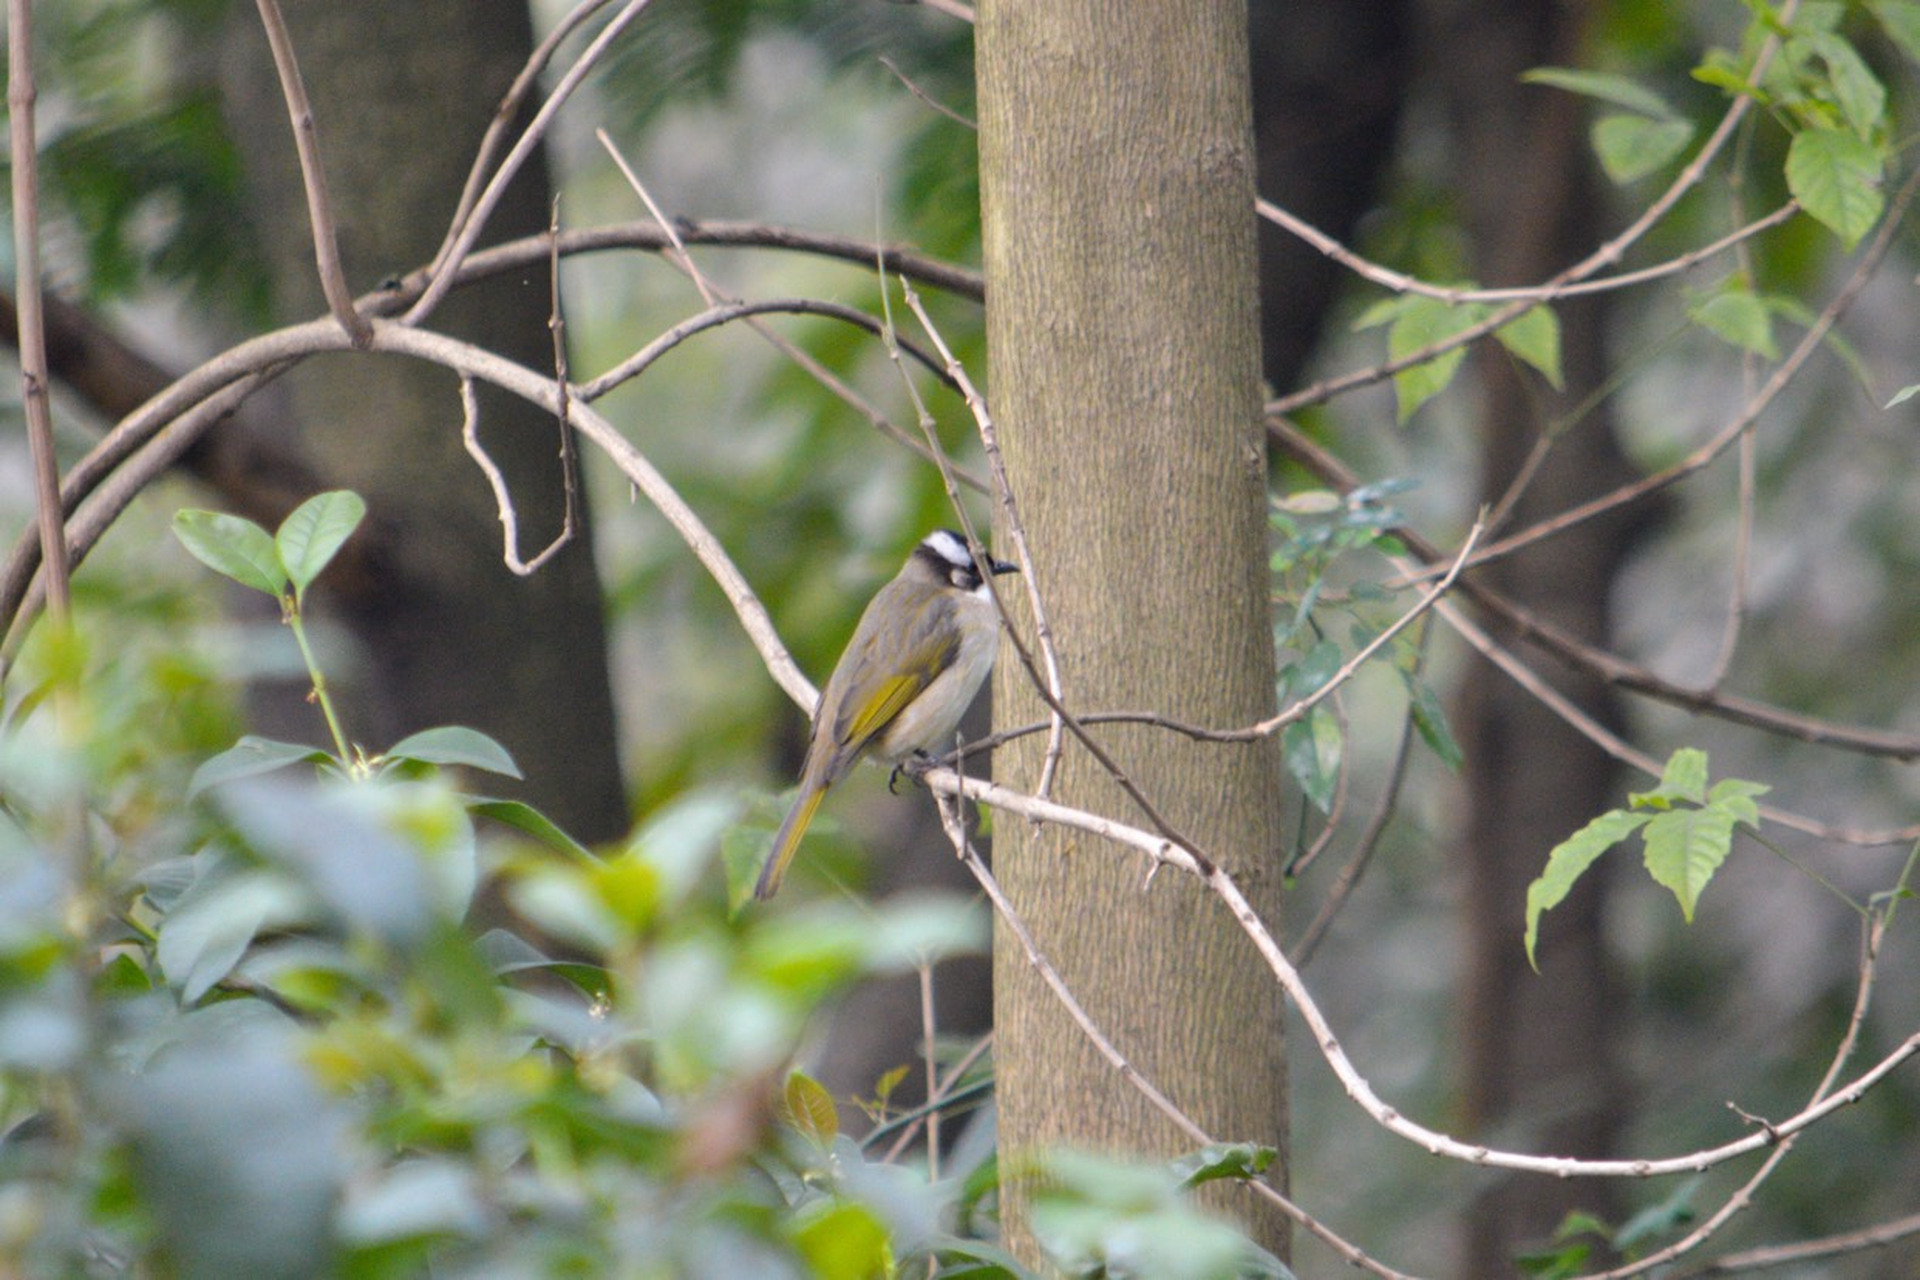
top-left (987, 554), bottom-right (1018, 576)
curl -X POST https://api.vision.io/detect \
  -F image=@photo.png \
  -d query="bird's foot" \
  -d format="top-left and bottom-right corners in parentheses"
top-left (889, 750), bottom-right (938, 794)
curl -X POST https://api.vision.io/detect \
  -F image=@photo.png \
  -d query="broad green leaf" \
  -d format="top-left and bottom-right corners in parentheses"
top-left (1706, 778), bottom-right (1770, 829)
top-left (173, 509), bottom-right (288, 598)
top-left (187, 735), bottom-right (333, 800)
top-left (1494, 304), bottom-right (1564, 388)
top-left (1642, 806), bottom-right (1739, 921)
top-left (1873, 0), bottom-right (1920, 66)
top-left (1688, 285), bottom-right (1778, 359)
top-left (276, 490), bottom-right (367, 605)
top-left (1521, 67), bottom-right (1677, 118)
top-left (1283, 639), bottom-right (1344, 700)
top-left (1592, 114), bottom-right (1695, 184)
top-left (156, 857), bottom-right (304, 1002)
top-left (1797, 31), bottom-right (1886, 140)
top-left (1631, 747), bottom-right (1709, 809)
top-left (1405, 675), bottom-right (1464, 771)
top-left (1786, 126), bottom-right (1884, 248)
top-left (791, 1199), bottom-right (891, 1280)
top-left (1386, 295), bottom-right (1481, 423)
top-left (467, 798), bottom-right (595, 863)
top-left (783, 1070), bottom-right (839, 1147)
top-left (1283, 708), bottom-right (1343, 814)
top-left (384, 726), bottom-right (521, 779)
top-left (1171, 1142), bottom-right (1277, 1190)
top-left (1524, 808), bottom-right (1650, 968)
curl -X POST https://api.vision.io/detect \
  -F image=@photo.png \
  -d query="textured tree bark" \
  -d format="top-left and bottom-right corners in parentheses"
top-left (218, 0), bottom-right (627, 842)
top-left (1419, 0), bottom-right (1660, 1269)
top-left (978, 0), bottom-right (1291, 1258)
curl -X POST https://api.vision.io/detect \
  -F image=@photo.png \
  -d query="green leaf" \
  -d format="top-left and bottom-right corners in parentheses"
top-left (783, 1070), bottom-right (839, 1147)
top-left (1283, 708), bottom-right (1343, 814)
top-left (1592, 114), bottom-right (1695, 184)
top-left (1524, 808), bottom-right (1650, 968)
top-left (188, 735), bottom-right (334, 800)
top-left (791, 1200), bottom-right (891, 1280)
top-left (275, 490), bottom-right (366, 606)
top-left (1706, 777), bottom-right (1770, 829)
top-left (1494, 304), bottom-right (1564, 388)
top-left (1786, 126), bottom-right (1885, 248)
top-left (1873, 1), bottom-right (1920, 66)
top-left (384, 726), bottom-right (522, 779)
top-left (1521, 67), bottom-right (1679, 118)
top-left (1797, 31), bottom-right (1886, 139)
top-left (1688, 284), bottom-right (1778, 359)
top-left (173, 509), bottom-right (288, 598)
top-left (468, 798), bottom-right (596, 863)
top-left (1405, 676), bottom-right (1464, 771)
top-left (1170, 1142), bottom-right (1277, 1190)
top-left (1385, 295), bottom-right (1481, 423)
top-left (1630, 747), bottom-right (1709, 809)
top-left (1642, 806), bottom-right (1739, 921)
top-left (1885, 383), bottom-right (1920, 409)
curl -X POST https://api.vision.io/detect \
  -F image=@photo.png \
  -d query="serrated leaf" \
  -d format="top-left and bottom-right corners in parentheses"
top-left (1524, 808), bottom-right (1650, 968)
top-left (1592, 114), bottom-right (1695, 184)
top-left (276, 490), bottom-right (366, 606)
top-left (1631, 747), bottom-right (1710, 809)
top-left (1386, 296), bottom-right (1482, 423)
top-left (1521, 66), bottom-right (1679, 118)
top-left (384, 726), bottom-right (521, 779)
top-left (1786, 126), bottom-right (1884, 248)
top-left (1642, 806), bottom-right (1739, 921)
top-left (1283, 708), bottom-right (1342, 814)
top-left (1688, 285), bottom-right (1778, 359)
top-left (1706, 777), bottom-right (1770, 829)
top-left (783, 1071), bottom-right (839, 1147)
top-left (173, 509), bottom-right (288, 598)
top-left (1797, 31), bottom-right (1885, 140)
top-left (1494, 304), bottom-right (1563, 388)
top-left (188, 736), bottom-right (333, 800)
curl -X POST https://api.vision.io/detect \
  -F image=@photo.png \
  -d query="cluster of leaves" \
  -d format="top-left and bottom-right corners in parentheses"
top-left (1269, 482), bottom-right (1461, 824)
top-left (1525, 748), bottom-right (1769, 966)
top-left (20, 0), bottom-right (266, 312)
top-left (1359, 0), bottom-right (1907, 424)
top-left (0, 492), bottom-right (1287, 1278)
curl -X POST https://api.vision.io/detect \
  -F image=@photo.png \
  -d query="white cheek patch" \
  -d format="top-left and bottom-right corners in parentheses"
top-left (924, 529), bottom-right (972, 570)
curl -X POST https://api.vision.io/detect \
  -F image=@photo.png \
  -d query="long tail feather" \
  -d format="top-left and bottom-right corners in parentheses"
top-left (755, 781), bottom-right (828, 900)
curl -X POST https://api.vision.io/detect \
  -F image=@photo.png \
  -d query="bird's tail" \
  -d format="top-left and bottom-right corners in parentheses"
top-left (755, 779), bottom-right (828, 900)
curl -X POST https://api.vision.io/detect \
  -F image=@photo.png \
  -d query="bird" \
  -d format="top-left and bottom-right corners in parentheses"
top-left (755, 529), bottom-right (1018, 900)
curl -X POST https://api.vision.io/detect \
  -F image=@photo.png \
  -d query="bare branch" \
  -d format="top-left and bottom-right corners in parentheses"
top-left (6, 0), bottom-right (71, 626)
top-left (251, 0), bottom-right (372, 347)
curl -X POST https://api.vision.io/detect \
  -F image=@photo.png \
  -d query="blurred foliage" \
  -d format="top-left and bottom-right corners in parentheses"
top-left (0, 492), bottom-right (1285, 1278)
top-left (6, 0), bottom-right (267, 315)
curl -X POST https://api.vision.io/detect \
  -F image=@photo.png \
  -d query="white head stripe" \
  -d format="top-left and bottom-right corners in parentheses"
top-left (923, 529), bottom-right (973, 570)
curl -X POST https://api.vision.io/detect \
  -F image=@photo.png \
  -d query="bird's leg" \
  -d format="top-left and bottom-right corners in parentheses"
top-left (889, 750), bottom-right (938, 794)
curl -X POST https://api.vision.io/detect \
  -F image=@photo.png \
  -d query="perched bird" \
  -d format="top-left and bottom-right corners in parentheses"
top-left (755, 529), bottom-right (1017, 900)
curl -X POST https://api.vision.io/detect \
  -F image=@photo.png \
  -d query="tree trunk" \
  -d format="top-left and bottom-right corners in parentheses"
top-left (1420, 0), bottom-right (1659, 1268)
top-left (978, 0), bottom-right (1291, 1258)
top-left (218, 0), bottom-right (627, 842)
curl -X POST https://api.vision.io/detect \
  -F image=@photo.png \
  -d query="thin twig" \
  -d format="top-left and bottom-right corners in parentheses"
top-left (427, 0), bottom-right (620, 278)
top-left (6, 0), bottom-right (71, 625)
top-left (252, 0), bottom-right (371, 347)
top-left (458, 378), bottom-right (573, 575)
top-left (930, 789), bottom-right (1419, 1280)
top-left (404, 0), bottom-right (658, 325)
